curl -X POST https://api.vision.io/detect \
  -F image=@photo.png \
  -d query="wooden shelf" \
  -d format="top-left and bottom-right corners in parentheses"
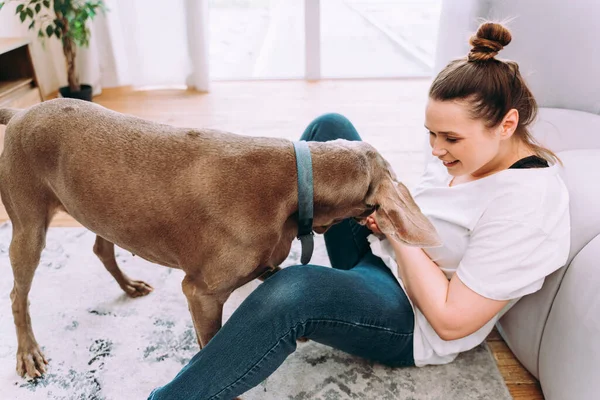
top-left (0, 37), bottom-right (31, 55)
top-left (0, 37), bottom-right (43, 108)
top-left (0, 78), bottom-right (34, 98)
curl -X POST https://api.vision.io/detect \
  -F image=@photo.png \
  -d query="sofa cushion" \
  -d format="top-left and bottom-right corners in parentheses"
top-left (538, 233), bottom-right (600, 400)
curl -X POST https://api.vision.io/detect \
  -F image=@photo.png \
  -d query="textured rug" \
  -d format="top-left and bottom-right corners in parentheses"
top-left (0, 223), bottom-right (512, 400)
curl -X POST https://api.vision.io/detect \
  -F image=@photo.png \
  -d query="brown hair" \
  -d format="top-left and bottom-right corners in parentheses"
top-left (429, 22), bottom-right (560, 164)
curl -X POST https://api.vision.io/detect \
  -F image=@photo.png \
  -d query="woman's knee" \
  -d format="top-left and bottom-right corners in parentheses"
top-left (301, 113), bottom-right (362, 142)
top-left (313, 113), bottom-right (352, 127)
top-left (253, 265), bottom-right (338, 318)
top-left (261, 265), bottom-right (326, 303)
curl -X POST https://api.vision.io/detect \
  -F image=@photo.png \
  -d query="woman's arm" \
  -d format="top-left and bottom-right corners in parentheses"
top-left (387, 239), bottom-right (508, 341)
top-left (366, 214), bottom-right (508, 341)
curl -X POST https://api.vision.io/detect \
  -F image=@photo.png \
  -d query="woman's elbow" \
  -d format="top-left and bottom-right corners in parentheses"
top-left (433, 320), bottom-right (472, 341)
top-left (437, 328), bottom-right (467, 341)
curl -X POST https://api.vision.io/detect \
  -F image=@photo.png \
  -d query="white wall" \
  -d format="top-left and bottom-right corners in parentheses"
top-left (0, 2), bottom-right (65, 96)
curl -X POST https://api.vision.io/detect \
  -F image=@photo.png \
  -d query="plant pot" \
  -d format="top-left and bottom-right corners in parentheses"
top-left (59, 84), bottom-right (93, 101)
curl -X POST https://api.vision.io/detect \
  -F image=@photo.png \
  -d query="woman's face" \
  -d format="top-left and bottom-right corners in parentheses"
top-left (424, 98), bottom-right (514, 178)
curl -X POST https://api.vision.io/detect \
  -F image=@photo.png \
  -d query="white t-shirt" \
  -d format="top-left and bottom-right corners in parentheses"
top-left (368, 156), bottom-right (571, 367)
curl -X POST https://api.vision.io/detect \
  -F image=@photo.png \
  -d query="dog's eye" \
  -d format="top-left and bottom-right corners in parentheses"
top-left (365, 204), bottom-right (379, 212)
top-left (357, 205), bottom-right (378, 218)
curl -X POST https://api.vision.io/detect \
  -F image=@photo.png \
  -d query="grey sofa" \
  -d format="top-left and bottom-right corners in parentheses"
top-left (432, 1), bottom-right (600, 399)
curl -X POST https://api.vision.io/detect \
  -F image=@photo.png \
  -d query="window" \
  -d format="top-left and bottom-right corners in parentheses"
top-left (209, 0), bottom-right (442, 80)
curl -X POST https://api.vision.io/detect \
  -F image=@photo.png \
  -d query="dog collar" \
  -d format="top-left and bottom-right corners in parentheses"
top-left (292, 141), bottom-right (314, 265)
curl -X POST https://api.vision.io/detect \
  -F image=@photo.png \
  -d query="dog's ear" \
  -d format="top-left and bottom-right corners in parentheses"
top-left (372, 178), bottom-right (441, 247)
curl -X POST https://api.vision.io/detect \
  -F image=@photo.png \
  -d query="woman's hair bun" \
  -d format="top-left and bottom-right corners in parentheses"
top-left (468, 22), bottom-right (512, 62)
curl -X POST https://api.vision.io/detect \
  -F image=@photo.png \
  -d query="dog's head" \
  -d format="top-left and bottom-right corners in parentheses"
top-left (311, 140), bottom-right (441, 247)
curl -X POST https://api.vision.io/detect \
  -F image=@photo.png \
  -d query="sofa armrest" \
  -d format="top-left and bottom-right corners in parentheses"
top-left (538, 234), bottom-right (600, 400)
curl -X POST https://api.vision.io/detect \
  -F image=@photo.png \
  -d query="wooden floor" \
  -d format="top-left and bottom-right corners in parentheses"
top-left (0, 81), bottom-right (543, 399)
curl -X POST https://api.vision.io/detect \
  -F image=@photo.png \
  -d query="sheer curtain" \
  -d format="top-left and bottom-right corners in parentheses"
top-left (80, 0), bottom-right (210, 94)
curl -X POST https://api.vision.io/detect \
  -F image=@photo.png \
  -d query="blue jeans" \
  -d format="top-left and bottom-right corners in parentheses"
top-left (149, 113), bottom-right (415, 400)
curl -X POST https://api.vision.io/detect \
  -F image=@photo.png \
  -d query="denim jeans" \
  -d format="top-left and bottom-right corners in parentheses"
top-left (149, 113), bottom-right (415, 400)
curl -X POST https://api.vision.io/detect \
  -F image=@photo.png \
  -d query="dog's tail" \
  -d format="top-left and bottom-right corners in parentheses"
top-left (0, 108), bottom-right (21, 125)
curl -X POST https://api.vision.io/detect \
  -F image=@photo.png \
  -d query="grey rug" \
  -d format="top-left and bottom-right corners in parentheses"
top-left (0, 223), bottom-right (512, 399)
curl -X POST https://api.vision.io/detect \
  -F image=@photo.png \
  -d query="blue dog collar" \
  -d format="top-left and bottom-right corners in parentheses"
top-left (292, 141), bottom-right (314, 265)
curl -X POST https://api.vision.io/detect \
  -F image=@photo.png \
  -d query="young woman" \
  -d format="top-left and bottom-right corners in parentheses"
top-left (149, 22), bottom-right (570, 399)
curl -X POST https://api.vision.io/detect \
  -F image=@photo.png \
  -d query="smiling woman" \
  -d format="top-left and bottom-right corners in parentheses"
top-left (367, 21), bottom-right (569, 368)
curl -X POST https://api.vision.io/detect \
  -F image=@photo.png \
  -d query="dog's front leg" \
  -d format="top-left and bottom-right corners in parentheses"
top-left (181, 274), bottom-right (230, 348)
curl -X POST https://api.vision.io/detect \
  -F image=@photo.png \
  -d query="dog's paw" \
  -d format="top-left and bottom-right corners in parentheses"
top-left (122, 279), bottom-right (154, 298)
top-left (16, 344), bottom-right (48, 379)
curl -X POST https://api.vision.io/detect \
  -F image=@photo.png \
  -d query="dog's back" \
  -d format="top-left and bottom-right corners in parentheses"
top-left (0, 98), bottom-right (298, 267)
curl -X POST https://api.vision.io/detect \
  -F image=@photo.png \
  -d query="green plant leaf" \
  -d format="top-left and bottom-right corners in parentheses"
top-left (28, 20), bottom-right (35, 29)
top-left (38, 28), bottom-right (44, 38)
top-left (0, 3), bottom-right (5, 12)
top-left (35, 3), bottom-right (41, 13)
top-left (46, 24), bottom-right (54, 37)
top-left (20, 11), bottom-right (26, 22)
top-left (43, 0), bottom-right (49, 8)
top-left (26, 7), bottom-right (33, 18)
top-left (16, 4), bottom-right (25, 13)
top-left (54, 26), bottom-right (61, 38)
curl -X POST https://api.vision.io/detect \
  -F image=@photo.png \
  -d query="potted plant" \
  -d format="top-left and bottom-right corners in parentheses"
top-left (0, 0), bottom-right (106, 101)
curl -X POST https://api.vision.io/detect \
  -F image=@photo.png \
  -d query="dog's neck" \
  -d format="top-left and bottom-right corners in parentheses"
top-left (308, 143), bottom-right (372, 226)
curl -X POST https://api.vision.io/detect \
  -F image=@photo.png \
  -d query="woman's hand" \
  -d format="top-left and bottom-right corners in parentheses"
top-left (365, 213), bottom-right (384, 236)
